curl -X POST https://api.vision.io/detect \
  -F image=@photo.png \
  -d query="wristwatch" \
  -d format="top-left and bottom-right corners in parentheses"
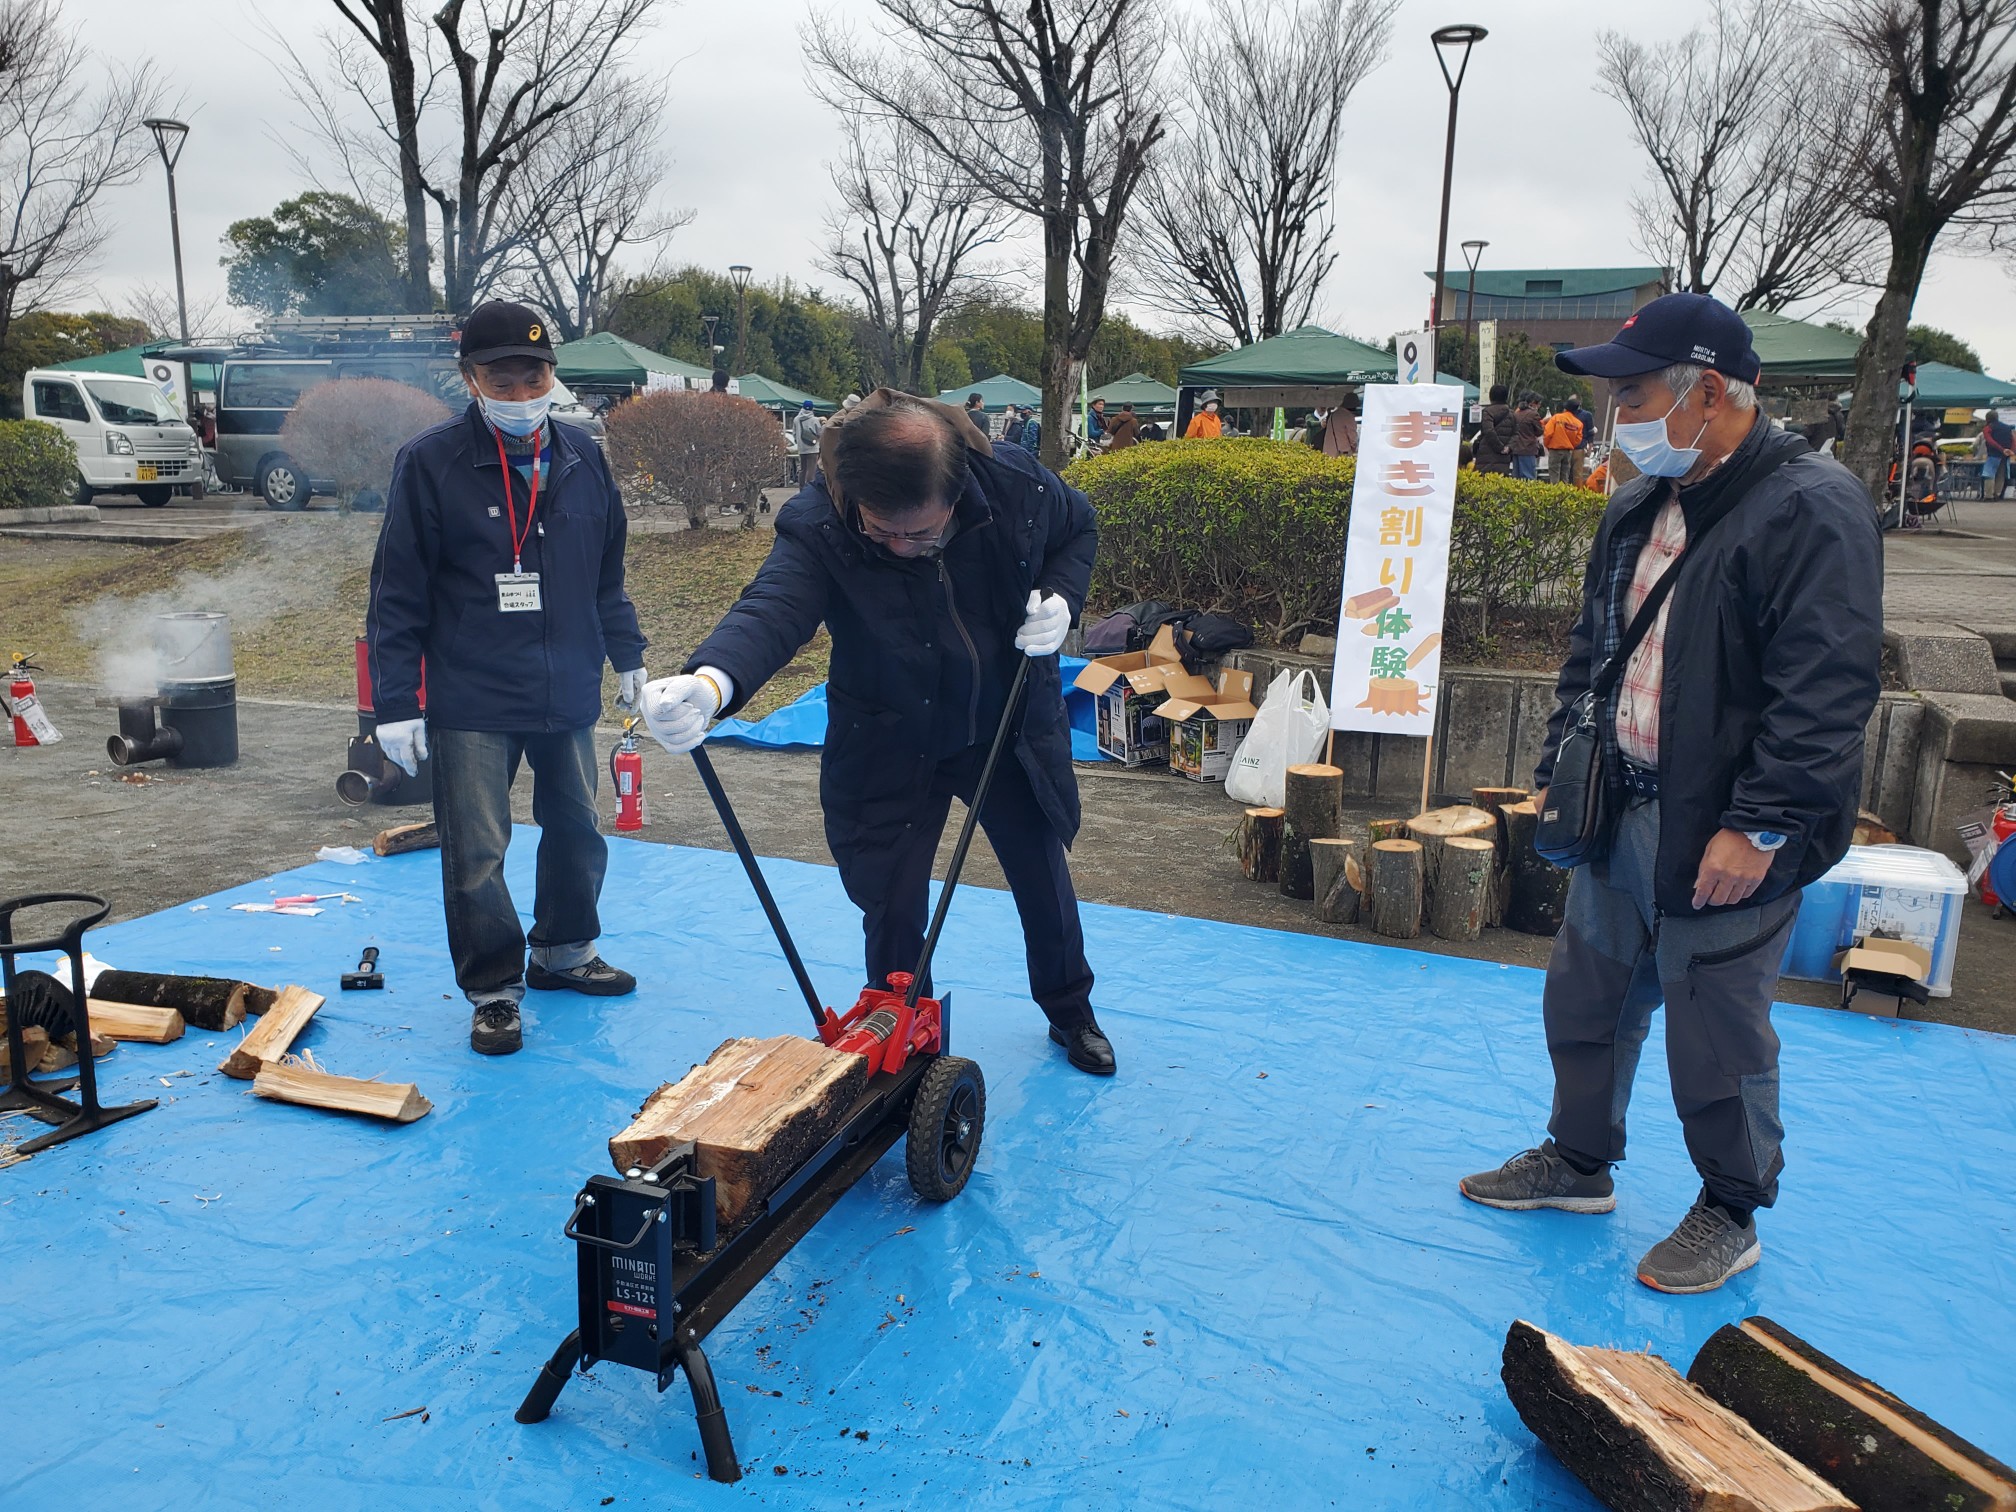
top-left (1745, 830), bottom-right (1787, 852)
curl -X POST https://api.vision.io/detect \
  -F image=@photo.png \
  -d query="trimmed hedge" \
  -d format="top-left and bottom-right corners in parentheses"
top-left (0, 419), bottom-right (81, 509)
top-left (1065, 438), bottom-right (1605, 647)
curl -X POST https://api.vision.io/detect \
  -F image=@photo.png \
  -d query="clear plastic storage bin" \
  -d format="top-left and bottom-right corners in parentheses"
top-left (1780, 844), bottom-right (1967, 998)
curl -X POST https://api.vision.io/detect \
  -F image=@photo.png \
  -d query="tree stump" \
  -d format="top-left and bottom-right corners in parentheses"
top-left (1279, 763), bottom-right (1344, 899)
top-left (1405, 805), bottom-right (1497, 927)
top-left (1366, 818), bottom-right (1411, 844)
top-left (1310, 837), bottom-right (1361, 925)
top-left (1368, 840), bottom-right (1424, 939)
top-left (1427, 836), bottom-right (1495, 941)
top-left (1503, 799), bottom-right (1571, 936)
top-left (1471, 787), bottom-right (1529, 927)
top-left (1237, 807), bottom-right (1284, 884)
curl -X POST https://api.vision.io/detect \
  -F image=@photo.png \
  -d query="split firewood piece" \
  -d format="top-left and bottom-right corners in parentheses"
top-left (1369, 839), bottom-right (1424, 939)
top-left (0, 1025), bottom-right (49, 1078)
top-left (38, 1032), bottom-right (117, 1072)
top-left (1689, 1316), bottom-right (2016, 1512)
top-left (373, 820), bottom-right (440, 857)
top-left (611, 1035), bottom-right (870, 1232)
top-left (1503, 799), bottom-right (1571, 936)
top-left (84, 999), bottom-right (185, 1044)
top-left (1405, 804), bottom-right (1498, 927)
top-left (1310, 837), bottom-right (1362, 926)
top-left (1236, 807), bottom-right (1284, 884)
top-left (1851, 809), bottom-right (1900, 847)
top-left (1427, 836), bottom-right (1495, 942)
top-left (91, 970), bottom-right (249, 1033)
top-left (1502, 1320), bottom-right (1852, 1512)
top-left (218, 986), bottom-right (325, 1079)
top-left (1279, 764), bottom-right (1344, 900)
top-left (253, 1054), bottom-right (432, 1124)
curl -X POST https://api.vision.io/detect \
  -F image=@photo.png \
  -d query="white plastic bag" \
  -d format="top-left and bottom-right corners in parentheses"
top-left (1225, 669), bottom-right (1331, 807)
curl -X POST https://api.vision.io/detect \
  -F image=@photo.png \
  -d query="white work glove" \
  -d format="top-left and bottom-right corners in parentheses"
top-left (1014, 590), bottom-right (1071, 657)
top-left (375, 717), bottom-right (428, 778)
top-left (616, 666), bottom-right (646, 712)
top-left (641, 667), bottom-right (733, 755)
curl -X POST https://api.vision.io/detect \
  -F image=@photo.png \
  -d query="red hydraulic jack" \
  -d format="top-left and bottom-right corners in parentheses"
top-left (515, 660), bottom-right (1030, 1483)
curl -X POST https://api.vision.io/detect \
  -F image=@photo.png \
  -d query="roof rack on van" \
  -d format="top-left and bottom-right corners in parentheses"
top-left (263, 314), bottom-right (460, 340)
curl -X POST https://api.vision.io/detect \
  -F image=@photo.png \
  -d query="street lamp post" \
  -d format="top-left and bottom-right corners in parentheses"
top-left (702, 313), bottom-right (720, 358)
top-left (143, 117), bottom-right (192, 342)
top-left (728, 264), bottom-right (752, 375)
top-left (1427, 27), bottom-right (1487, 336)
top-left (1461, 237), bottom-right (1488, 363)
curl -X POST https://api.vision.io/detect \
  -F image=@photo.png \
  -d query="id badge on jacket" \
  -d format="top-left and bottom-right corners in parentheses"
top-left (496, 571), bottom-right (543, 612)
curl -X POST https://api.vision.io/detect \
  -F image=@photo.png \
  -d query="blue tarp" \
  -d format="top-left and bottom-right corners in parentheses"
top-left (4, 835), bottom-right (2013, 1508)
top-left (710, 657), bottom-right (1109, 762)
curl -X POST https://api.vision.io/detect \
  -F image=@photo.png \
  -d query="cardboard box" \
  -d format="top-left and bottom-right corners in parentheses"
top-left (1072, 625), bottom-right (1185, 766)
top-left (1157, 668), bottom-right (1259, 783)
top-left (1781, 844), bottom-right (1966, 997)
top-left (1834, 937), bottom-right (1932, 1019)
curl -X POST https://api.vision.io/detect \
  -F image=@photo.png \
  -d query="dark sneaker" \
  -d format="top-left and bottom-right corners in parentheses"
top-left (526, 956), bottom-right (636, 996)
top-left (1459, 1140), bottom-right (1617, 1213)
top-left (470, 998), bottom-right (523, 1056)
top-left (1048, 1022), bottom-right (1116, 1075)
top-left (1636, 1192), bottom-right (1761, 1293)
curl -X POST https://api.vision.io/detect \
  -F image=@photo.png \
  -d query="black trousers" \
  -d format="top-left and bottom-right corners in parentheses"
top-left (828, 745), bottom-right (1095, 1031)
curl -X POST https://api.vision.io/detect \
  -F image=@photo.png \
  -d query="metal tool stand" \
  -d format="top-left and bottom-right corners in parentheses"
top-left (0, 893), bottom-right (158, 1153)
top-left (517, 661), bottom-right (1030, 1483)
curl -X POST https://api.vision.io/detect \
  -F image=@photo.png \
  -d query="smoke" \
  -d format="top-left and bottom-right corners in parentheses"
top-left (72, 517), bottom-right (376, 695)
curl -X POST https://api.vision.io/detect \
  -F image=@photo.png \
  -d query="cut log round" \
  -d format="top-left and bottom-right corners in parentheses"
top-left (1368, 839), bottom-right (1424, 939)
top-left (91, 970), bottom-right (249, 1033)
top-left (1502, 1320), bottom-right (1854, 1512)
top-left (1471, 786), bottom-right (1530, 815)
top-left (1503, 799), bottom-right (1571, 936)
top-left (1279, 763), bottom-right (1344, 900)
top-left (1310, 837), bottom-right (1361, 926)
top-left (1366, 818), bottom-right (1411, 844)
top-left (1427, 836), bottom-right (1495, 942)
top-left (1405, 804), bottom-right (1497, 925)
top-left (1471, 788), bottom-right (1528, 928)
top-left (1237, 807), bottom-right (1284, 884)
top-left (1688, 1316), bottom-right (2016, 1512)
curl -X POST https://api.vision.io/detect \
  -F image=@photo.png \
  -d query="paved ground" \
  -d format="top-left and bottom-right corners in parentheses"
top-left (7, 678), bottom-right (2012, 1038)
top-left (1879, 500), bottom-right (2016, 622)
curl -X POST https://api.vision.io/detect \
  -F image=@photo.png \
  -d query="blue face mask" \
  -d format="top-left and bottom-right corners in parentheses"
top-left (480, 392), bottom-right (553, 437)
top-left (1612, 394), bottom-right (1710, 478)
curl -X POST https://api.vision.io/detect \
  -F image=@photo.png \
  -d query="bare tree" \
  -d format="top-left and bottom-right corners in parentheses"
top-left (808, 0), bottom-right (1167, 468)
top-left (489, 76), bottom-right (693, 341)
top-left (322, 0), bottom-right (436, 311)
top-left (0, 0), bottom-right (168, 354)
top-left (816, 110), bottom-right (1010, 392)
top-left (118, 280), bottom-right (230, 341)
top-left (1130, 0), bottom-right (1398, 346)
top-left (1831, 0), bottom-right (2016, 501)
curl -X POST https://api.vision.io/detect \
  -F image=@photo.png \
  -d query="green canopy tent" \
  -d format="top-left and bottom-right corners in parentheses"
top-left (1089, 372), bottom-right (1178, 414)
top-left (1907, 361), bottom-right (2016, 410)
top-left (49, 341), bottom-right (220, 397)
top-left (553, 331), bottom-right (712, 392)
top-left (1740, 310), bottom-right (1863, 384)
top-left (736, 373), bottom-right (835, 413)
top-left (1176, 326), bottom-right (1476, 435)
top-left (936, 372), bottom-right (1042, 412)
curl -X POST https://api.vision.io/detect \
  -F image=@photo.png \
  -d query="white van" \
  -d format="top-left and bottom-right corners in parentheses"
top-left (21, 368), bottom-right (204, 506)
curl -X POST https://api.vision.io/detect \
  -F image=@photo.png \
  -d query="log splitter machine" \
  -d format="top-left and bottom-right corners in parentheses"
top-left (516, 661), bottom-right (1030, 1483)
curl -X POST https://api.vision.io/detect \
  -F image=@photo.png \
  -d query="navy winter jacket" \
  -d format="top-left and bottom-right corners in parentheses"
top-left (1535, 417), bottom-right (1883, 915)
top-left (367, 404), bottom-right (646, 732)
top-left (687, 434), bottom-right (1097, 848)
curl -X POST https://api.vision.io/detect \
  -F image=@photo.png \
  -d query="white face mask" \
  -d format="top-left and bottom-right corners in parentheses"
top-left (480, 392), bottom-right (553, 437)
top-left (1611, 393), bottom-right (1711, 478)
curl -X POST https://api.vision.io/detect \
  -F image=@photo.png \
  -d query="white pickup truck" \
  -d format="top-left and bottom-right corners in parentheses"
top-left (20, 367), bottom-right (204, 506)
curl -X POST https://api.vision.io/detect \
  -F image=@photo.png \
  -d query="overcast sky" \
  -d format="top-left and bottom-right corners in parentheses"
top-left (72, 0), bottom-right (2016, 378)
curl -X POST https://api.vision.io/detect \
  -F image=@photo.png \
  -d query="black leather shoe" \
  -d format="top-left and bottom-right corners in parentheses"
top-left (526, 956), bottom-right (636, 996)
top-left (470, 998), bottom-right (523, 1056)
top-left (1048, 1022), bottom-right (1116, 1075)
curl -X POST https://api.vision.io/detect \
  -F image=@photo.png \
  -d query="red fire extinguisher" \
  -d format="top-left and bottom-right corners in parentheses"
top-left (8, 652), bottom-right (61, 747)
top-left (611, 718), bottom-right (645, 832)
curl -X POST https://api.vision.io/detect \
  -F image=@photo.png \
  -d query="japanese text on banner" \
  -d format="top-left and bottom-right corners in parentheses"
top-left (1327, 383), bottom-right (1462, 736)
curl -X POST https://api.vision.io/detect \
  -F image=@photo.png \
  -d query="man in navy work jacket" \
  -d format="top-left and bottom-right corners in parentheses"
top-left (639, 391), bottom-right (1116, 1075)
top-left (1460, 294), bottom-right (1882, 1292)
top-left (368, 300), bottom-right (648, 1057)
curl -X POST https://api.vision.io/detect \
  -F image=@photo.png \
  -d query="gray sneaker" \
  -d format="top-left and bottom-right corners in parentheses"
top-left (1636, 1193), bottom-right (1762, 1293)
top-left (1459, 1140), bottom-right (1616, 1213)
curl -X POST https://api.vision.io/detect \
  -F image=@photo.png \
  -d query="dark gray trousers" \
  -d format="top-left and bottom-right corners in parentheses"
top-left (1543, 798), bottom-right (1799, 1211)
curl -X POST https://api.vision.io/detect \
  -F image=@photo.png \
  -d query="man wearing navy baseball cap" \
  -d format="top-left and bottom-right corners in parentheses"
top-left (1461, 293), bottom-right (1883, 1293)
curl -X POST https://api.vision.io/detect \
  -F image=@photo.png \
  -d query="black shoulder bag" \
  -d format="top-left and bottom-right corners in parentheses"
top-left (1533, 440), bottom-right (1801, 868)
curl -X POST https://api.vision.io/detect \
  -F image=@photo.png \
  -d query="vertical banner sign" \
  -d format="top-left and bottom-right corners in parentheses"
top-left (1328, 383), bottom-right (1463, 737)
top-left (145, 357), bottom-right (188, 418)
top-left (1477, 319), bottom-right (1499, 401)
top-left (1394, 329), bottom-right (1436, 386)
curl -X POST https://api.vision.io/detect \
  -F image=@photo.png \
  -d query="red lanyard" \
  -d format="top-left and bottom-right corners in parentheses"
top-left (493, 425), bottom-right (542, 572)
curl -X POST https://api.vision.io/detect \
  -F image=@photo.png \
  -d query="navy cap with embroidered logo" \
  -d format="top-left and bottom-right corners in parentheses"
top-left (1554, 292), bottom-right (1761, 384)
top-left (459, 300), bottom-right (556, 365)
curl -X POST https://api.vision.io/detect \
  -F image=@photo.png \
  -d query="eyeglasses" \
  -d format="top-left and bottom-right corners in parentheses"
top-left (857, 505), bottom-right (952, 545)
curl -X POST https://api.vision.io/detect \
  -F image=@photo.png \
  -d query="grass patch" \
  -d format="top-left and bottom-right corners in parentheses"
top-left (0, 518), bottom-right (826, 720)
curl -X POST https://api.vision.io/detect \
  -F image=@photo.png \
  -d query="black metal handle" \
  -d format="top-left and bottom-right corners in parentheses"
top-left (689, 745), bottom-right (827, 1030)
top-left (356, 947), bottom-right (379, 971)
top-left (0, 893), bottom-right (111, 958)
top-left (906, 656), bottom-right (1032, 1008)
top-left (562, 1192), bottom-right (661, 1252)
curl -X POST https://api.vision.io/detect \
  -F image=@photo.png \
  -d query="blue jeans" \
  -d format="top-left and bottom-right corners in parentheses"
top-left (429, 724), bottom-right (606, 1006)
top-left (1512, 454), bottom-right (1539, 480)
